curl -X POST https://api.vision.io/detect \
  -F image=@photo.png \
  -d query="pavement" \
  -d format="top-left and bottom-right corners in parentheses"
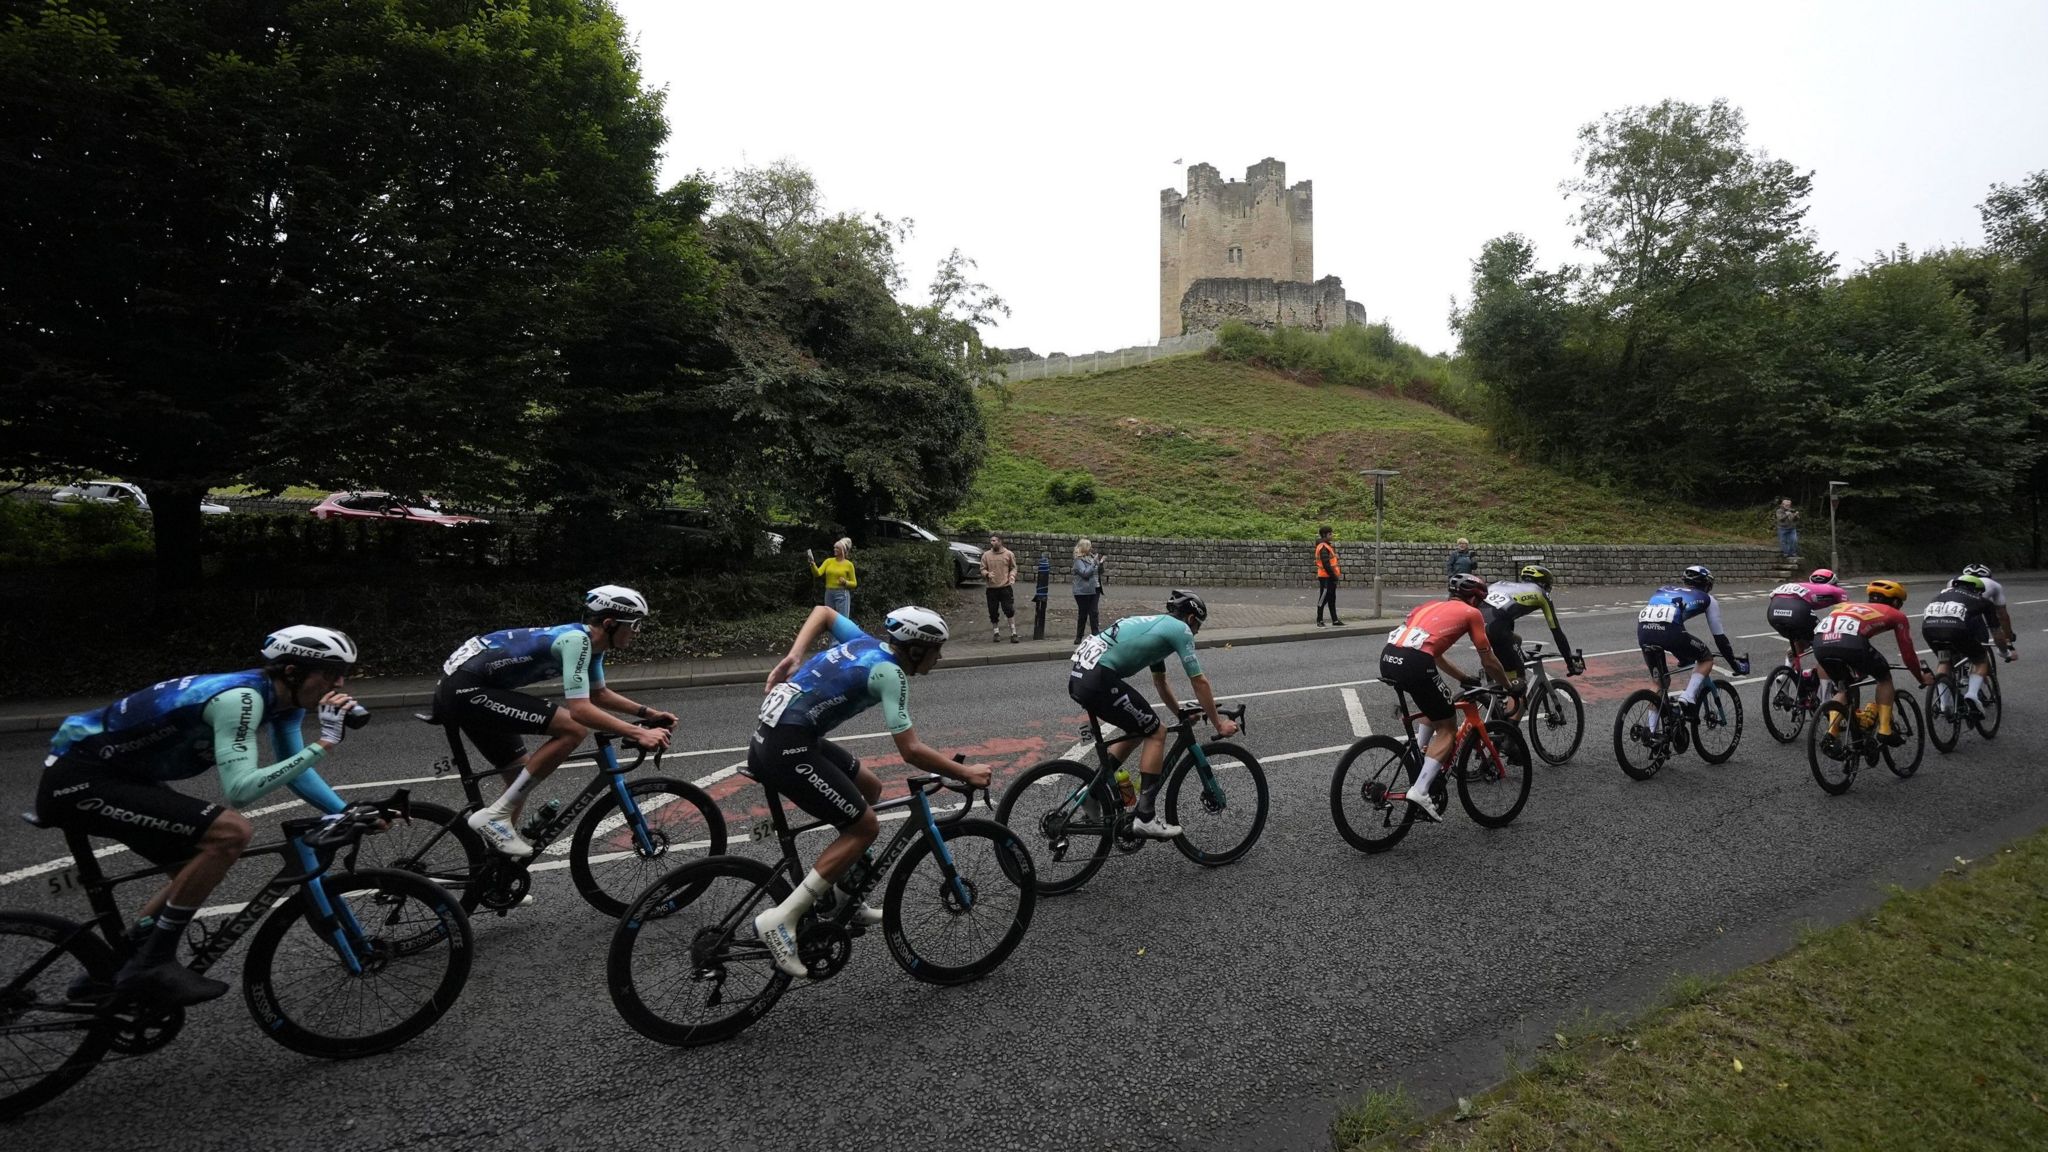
top-left (4, 572), bottom-right (2041, 1150)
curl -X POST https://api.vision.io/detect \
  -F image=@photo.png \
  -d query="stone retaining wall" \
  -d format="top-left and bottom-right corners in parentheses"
top-left (962, 532), bottom-right (1785, 589)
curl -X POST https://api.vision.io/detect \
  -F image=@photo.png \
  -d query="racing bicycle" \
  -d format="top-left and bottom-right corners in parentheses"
top-left (1613, 649), bottom-right (1746, 780)
top-left (1925, 645), bottom-right (2005, 753)
top-left (1808, 668), bottom-right (1925, 794)
top-left (1329, 680), bottom-right (1532, 854)
top-left (1484, 643), bottom-right (1585, 765)
top-left (1762, 644), bottom-right (1826, 744)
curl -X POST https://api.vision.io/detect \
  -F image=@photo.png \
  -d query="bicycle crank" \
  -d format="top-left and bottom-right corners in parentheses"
top-left (109, 1004), bottom-right (185, 1054)
top-left (475, 864), bottom-right (531, 915)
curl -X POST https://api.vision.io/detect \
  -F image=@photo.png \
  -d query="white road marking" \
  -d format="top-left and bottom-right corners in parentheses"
top-left (1340, 688), bottom-right (1373, 738)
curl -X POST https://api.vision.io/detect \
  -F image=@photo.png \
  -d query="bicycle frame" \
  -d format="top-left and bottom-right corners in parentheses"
top-left (413, 722), bottom-right (660, 860)
top-left (757, 777), bottom-right (976, 916)
top-left (1390, 687), bottom-right (1509, 794)
top-left (1082, 705), bottom-right (1243, 810)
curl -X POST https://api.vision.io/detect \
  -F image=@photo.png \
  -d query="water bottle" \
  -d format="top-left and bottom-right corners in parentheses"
top-left (344, 702), bottom-right (373, 730)
top-left (520, 798), bottom-right (562, 840)
top-left (1115, 769), bottom-right (1136, 807)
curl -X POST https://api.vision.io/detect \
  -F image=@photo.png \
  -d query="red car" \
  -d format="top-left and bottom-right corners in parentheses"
top-left (309, 491), bottom-right (486, 527)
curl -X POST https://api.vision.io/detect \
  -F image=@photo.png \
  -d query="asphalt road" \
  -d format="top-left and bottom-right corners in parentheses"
top-left (5, 576), bottom-right (2046, 1150)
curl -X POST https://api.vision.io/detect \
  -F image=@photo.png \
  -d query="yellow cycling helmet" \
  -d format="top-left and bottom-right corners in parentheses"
top-left (1865, 579), bottom-right (1908, 606)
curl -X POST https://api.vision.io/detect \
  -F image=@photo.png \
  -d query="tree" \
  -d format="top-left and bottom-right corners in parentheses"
top-left (0, 0), bottom-right (698, 585)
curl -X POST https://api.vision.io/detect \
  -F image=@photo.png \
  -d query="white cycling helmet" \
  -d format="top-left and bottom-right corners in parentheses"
top-left (262, 625), bottom-right (358, 669)
top-left (883, 605), bottom-right (950, 647)
top-left (584, 584), bottom-right (650, 620)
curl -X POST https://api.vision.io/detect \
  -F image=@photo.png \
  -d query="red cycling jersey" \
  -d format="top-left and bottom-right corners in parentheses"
top-left (1814, 602), bottom-right (1925, 678)
top-left (1384, 599), bottom-right (1493, 659)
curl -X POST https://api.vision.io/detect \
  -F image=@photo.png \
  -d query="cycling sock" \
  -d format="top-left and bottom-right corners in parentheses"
top-left (771, 868), bottom-right (834, 922)
top-left (1682, 673), bottom-right (1705, 703)
top-left (126, 902), bottom-right (198, 971)
top-left (1646, 707), bottom-right (1660, 733)
top-left (1134, 772), bottom-right (1165, 819)
top-left (1877, 703), bottom-right (1894, 736)
top-left (485, 769), bottom-right (535, 818)
top-left (1967, 673), bottom-right (1986, 702)
top-left (1410, 757), bottom-right (1443, 799)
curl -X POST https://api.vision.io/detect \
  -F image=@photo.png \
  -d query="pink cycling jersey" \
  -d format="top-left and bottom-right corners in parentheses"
top-left (1769, 581), bottom-right (1847, 607)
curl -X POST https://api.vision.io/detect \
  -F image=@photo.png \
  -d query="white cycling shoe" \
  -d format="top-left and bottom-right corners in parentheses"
top-left (1407, 790), bottom-right (1445, 822)
top-left (753, 906), bottom-right (810, 978)
top-left (1129, 814), bottom-right (1182, 839)
top-left (466, 810), bottom-right (534, 858)
top-left (821, 888), bottom-right (883, 927)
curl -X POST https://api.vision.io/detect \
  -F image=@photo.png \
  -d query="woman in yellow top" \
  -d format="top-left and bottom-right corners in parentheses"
top-left (808, 538), bottom-right (858, 617)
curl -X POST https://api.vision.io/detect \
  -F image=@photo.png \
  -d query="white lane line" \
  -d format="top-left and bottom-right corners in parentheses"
top-left (1340, 688), bottom-right (1373, 738)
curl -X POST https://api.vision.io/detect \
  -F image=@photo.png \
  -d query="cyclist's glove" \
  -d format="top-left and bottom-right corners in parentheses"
top-left (318, 700), bottom-right (352, 745)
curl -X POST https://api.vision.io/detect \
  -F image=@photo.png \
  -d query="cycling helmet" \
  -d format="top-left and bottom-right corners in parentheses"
top-left (1448, 572), bottom-right (1489, 605)
top-left (584, 584), bottom-right (650, 620)
top-left (262, 625), bottom-right (358, 669)
top-left (1519, 563), bottom-right (1553, 591)
top-left (1953, 574), bottom-right (1987, 594)
top-left (1866, 579), bottom-right (1908, 607)
top-left (1963, 563), bottom-right (1992, 579)
top-left (1165, 589), bottom-right (1209, 623)
top-left (883, 605), bottom-right (950, 647)
top-left (1808, 568), bottom-right (1836, 585)
top-left (1682, 565), bottom-right (1715, 590)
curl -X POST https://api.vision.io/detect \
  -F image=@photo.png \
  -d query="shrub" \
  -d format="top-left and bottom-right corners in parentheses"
top-left (1045, 471), bottom-right (1097, 506)
top-left (0, 498), bottom-right (153, 568)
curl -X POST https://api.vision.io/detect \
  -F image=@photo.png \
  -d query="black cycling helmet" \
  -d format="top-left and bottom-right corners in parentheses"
top-left (1165, 588), bottom-right (1208, 624)
top-left (1448, 572), bottom-right (1489, 605)
top-left (1683, 564), bottom-right (1715, 590)
top-left (1518, 563), bottom-right (1553, 591)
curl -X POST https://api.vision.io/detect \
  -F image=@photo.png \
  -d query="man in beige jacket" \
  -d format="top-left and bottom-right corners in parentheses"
top-left (981, 533), bottom-right (1019, 643)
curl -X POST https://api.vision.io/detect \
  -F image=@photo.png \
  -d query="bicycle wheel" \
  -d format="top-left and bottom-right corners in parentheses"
top-left (0, 912), bottom-right (118, 1120)
top-left (1455, 721), bottom-right (1534, 827)
top-left (242, 868), bottom-right (473, 1058)
top-left (607, 856), bottom-right (792, 1047)
top-left (883, 817), bottom-right (1036, 985)
top-left (570, 777), bottom-right (727, 918)
top-left (1523, 679), bottom-right (1584, 765)
top-left (1884, 693), bottom-right (1925, 778)
top-left (349, 801), bottom-right (487, 913)
top-left (1692, 678), bottom-right (1744, 765)
top-left (1163, 742), bottom-right (1269, 867)
top-left (994, 760), bottom-right (1115, 896)
top-left (1328, 736), bottom-right (1419, 854)
top-left (1974, 670), bottom-right (2003, 740)
top-left (1808, 702), bottom-right (1858, 795)
top-left (1761, 666), bottom-right (1808, 745)
top-left (1613, 690), bottom-right (1669, 781)
top-left (1925, 676), bottom-right (1962, 754)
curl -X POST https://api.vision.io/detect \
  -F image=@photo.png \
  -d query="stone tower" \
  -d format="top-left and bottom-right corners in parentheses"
top-left (1159, 158), bottom-right (1314, 338)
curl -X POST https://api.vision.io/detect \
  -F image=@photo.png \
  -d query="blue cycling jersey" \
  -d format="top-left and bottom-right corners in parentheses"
top-left (442, 623), bottom-right (605, 699)
top-left (758, 615), bottom-right (913, 735)
top-left (1639, 585), bottom-right (1727, 636)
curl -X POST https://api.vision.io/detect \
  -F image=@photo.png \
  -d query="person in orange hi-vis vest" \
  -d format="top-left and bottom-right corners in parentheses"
top-left (1314, 526), bottom-right (1344, 627)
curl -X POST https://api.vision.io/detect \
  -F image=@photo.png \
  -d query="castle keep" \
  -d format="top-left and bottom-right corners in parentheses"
top-left (1159, 157), bottom-right (1360, 339)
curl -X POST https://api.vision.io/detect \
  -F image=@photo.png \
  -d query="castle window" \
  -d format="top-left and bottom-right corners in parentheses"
top-left (1227, 246), bottom-right (1243, 264)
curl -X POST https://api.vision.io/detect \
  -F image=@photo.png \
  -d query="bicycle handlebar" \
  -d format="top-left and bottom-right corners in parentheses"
top-left (1173, 702), bottom-right (1248, 733)
top-left (296, 789), bottom-right (412, 851)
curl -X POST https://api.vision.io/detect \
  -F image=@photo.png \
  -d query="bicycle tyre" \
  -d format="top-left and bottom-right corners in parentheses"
top-left (1328, 736), bottom-right (1418, 854)
top-left (1761, 666), bottom-right (1807, 745)
top-left (0, 911), bottom-right (118, 1120)
top-left (607, 856), bottom-right (792, 1047)
top-left (1455, 721), bottom-right (1533, 827)
top-left (350, 800), bottom-right (487, 913)
top-left (1613, 690), bottom-right (1668, 781)
top-left (1692, 678), bottom-right (1744, 765)
top-left (882, 818), bottom-right (1036, 986)
top-left (1163, 741), bottom-right (1269, 867)
top-left (1884, 692), bottom-right (1925, 778)
top-left (1525, 680), bottom-right (1585, 765)
top-left (1925, 676), bottom-right (1962, 754)
top-left (243, 868), bottom-right (473, 1058)
top-left (1809, 702), bottom-right (1858, 795)
top-left (1975, 669), bottom-right (2003, 740)
top-left (994, 760), bottom-right (1115, 896)
top-left (570, 776), bottom-right (727, 918)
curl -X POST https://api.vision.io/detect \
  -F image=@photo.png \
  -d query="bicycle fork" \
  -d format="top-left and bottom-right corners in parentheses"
top-left (914, 795), bottom-right (973, 912)
top-left (293, 841), bottom-right (369, 976)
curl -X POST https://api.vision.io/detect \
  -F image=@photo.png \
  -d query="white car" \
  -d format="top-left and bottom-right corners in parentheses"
top-left (50, 481), bottom-right (229, 515)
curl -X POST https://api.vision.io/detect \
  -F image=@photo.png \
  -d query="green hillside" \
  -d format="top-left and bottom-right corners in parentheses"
top-left (960, 355), bottom-right (1758, 543)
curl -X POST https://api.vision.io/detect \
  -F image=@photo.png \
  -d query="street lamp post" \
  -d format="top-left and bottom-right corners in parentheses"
top-left (1827, 480), bottom-right (1847, 574)
top-left (1361, 468), bottom-right (1400, 620)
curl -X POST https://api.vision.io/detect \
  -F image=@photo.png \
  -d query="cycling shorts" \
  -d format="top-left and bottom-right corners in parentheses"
top-left (34, 757), bottom-right (224, 867)
top-left (1378, 650), bottom-right (1454, 722)
top-left (1485, 623), bottom-right (1527, 674)
top-left (435, 671), bottom-right (559, 770)
top-left (747, 725), bottom-right (867, 830)
top-left (1636, 623), bottom-right (1710, 668)
top-left (1813, 639), bottom-right (1891, 684)
top-left (1922, 621), bottom-right (1990, 664)
top-left (1766, 598), bottom-right (1817, 644)
top-left (1067, 664), bottom-right (1162, 739)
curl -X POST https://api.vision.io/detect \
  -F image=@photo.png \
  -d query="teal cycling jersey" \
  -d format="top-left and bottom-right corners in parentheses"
top-left (758, 614), bottom-right (914, 735)
top-left (1080, 614), bottom-right (1203, 679)
top-left (48, 671), bottom-right (343, 813)
top-left (442, 623), bottom-right (605, 700)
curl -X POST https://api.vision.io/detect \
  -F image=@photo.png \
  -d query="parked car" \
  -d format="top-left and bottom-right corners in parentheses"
top-left (309, 491), bottom-right (486, 526)
top-left (50, 481), bottom-right (229, 515)
top-left (872, 517), bottom-right (983, 585)
top-left (647, 508), bottom-right (784, 553)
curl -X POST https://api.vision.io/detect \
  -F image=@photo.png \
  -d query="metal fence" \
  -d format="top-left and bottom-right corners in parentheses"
top-left (999, 330), bottom-right (1217, 381)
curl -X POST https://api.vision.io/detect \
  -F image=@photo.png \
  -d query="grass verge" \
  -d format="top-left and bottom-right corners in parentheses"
top-left (1334, 829), bottom-right (2048, 1150)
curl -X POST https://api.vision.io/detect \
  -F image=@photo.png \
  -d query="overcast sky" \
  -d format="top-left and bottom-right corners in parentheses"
top-left (613, 0), bottom-right (2048, 356)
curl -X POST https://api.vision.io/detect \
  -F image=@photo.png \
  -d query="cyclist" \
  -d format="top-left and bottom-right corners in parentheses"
top-left (1813, 579), bottom-right (1930, 744)
top-left (1921, 575), bottom-right (2005, 719)
top-left (1960, 564), bottom-right (2019, 659)
top-left (1635, 565), bottom-right (1750, 731)
top-left (1379, 573), bottom-right (1511, 822)
top-left (1766, 567), bottom-right (1848, 700)
top-left (32, 627), bottom-right (362, 1006)
top-left (750, 604), bottom-right (991, 979)
top-left (438, 585), bottom-right (674, 857)
top-left (1069, 589), bottom-right (1239, 839)
top-left (1481, 563), bottom-right (1586, 690)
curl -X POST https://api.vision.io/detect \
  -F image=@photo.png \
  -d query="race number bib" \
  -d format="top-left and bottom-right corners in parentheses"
top-left (441, 636), bottom-right (487, 676)
top-left (1484, 589), bottom-right (1514, 611)
top-left (758, 682), bottom-right (802, 726)
top-left (1072, 633), bottom-right (1112, 671)
top-left (1818, 615), bottom-right (1862, 639)
top-left (1387, 624), bottom-right (1433, 651)
top-left (1638, 604), bottom-right (1679, 625)
top-left (1771, 583), bottom-right (1804, 597)
top-left (1923, 600), bottom-right (1968, 622)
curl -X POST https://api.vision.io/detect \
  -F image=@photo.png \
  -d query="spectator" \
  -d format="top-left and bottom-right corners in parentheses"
top-left (1072, 538), bottom-right (1105, 643)
top-left (1446, 537), bottom-right (1478, 581)
top-left (807, 538), bottom-right (858, 618)
top-left (981, 533), bottom-right (1019, 643)
top-left (1774, 498), bottom-right (1800, 559)
top-left (1314, 526), bottom-right (1344, 626)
